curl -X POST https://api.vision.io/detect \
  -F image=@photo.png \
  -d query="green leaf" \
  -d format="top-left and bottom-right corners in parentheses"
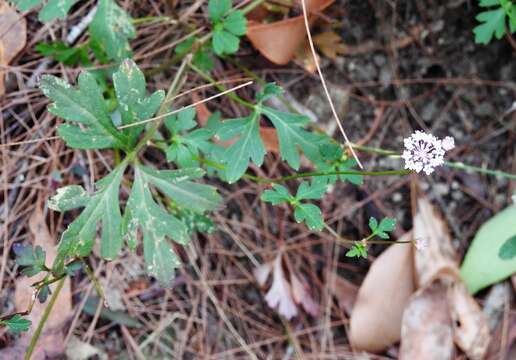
top-left (212, 29), bottom-right (240, 55)
top-left (3, 314), bottom-right (31, 334)
top-left (261, 184), bottom-right (292, 204)
top-left (460, 206), bottom-right (516, 293)
top-left (125, 166), bottom-right (189, 286)
top-left (38, 0), bottom-right (77, 22)
top-left (346, 243), bottom-right (368, 259)
top-left (378, 217), bottom-right (396, 233)
top-left (36, 42), bottom-right (89, 65)
top-left (113, 59), bottom-right (164, 146)
top-left (319, 143), bottom-right (342, 162)
top-left (217, 112), bottom-right (266, 183)
top-left (89, 0), bottom-right (136, 62)
top-left (294, 203), bottom-right (323, 230)
top-left (338, 159), bottom-right (364, 185)
top-left (175, 37), bottom-right (195, 55)
top-left (11, 0), bottom-right (78, 22)
top-left (51, 164), bottom-right (126, 273)
top-left (223, 11), bottom-right (247, 36)
top-left (38, 285), bottom-right (51, 303)
top-left (499, 235), bottom-right (516, 260)
top-left (368, 217), bottom-right (378, 232)
top-left (295, 181), bottom-right (327, 200)
top-left (40, 71), bottom-right (128, 150)
top-left (208, 0), bottom-right (231, 22)
top-left (193, 47), bottom-right (215, 71)
top-left (47, 185), bottom-right (88, 211)
top-left (138, 165), bottom-right (221, 213)
top-left (13, 244), bottom-right (46, 277)
top-left (256, 82), bottom-right (284, 103)
top-left (260, 106), bottom-right (325, 170)
top-left (474, 7), bottom-right (506, 44)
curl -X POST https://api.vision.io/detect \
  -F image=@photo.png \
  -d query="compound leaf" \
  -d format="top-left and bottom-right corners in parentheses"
top-left (89, 0), bottom-right (135, 62)
top-left (294, 203), bottom-right (323, 230)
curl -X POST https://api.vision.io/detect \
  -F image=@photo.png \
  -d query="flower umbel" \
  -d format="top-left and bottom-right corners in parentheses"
top-left (402, 131), bottom-right (455, 175)
top-left (414, 237), bottom-right (429, 251)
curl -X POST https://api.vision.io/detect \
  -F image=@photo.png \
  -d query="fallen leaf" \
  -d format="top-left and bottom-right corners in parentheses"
top-left (11, 204), bottom-right (71, 358)
top-left (253, 253), bottom-right (319, 319)
top-left (324, 270), bottom-right (357, 314)
top-left (350, 232), bottom-right (415, 352)
top-left (407, 196), bottom-right (490, 359)
top-left (0, 1), bottom-right (26, 95)
top-left (313, 31), bottom-right (348, 60)
top-left (293, 40), bottom-right (318, 73)
top-left (65, 335), bottom-right (107, 360)
top-left (400, 281), bottom-right (454, 360)
top-left (413, 196), bottom-right (459, 287)
top-left (246, 0), bottom-right (334, 65)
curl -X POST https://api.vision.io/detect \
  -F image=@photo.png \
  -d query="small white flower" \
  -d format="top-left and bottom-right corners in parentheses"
top-left (414, 237), bottom-right (429, 251)
top-left (402, 131), bottom-right (454, 175)
top-left (442, 136), bottom-right (455, 151)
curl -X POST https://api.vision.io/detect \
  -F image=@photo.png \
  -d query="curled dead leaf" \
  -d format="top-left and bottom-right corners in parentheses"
top-left (246, 0), bottom-right (334, 65)
top-left (350, 232), bottom-right (415, 353)
top-left (400, 280), bottom-right (454, 360)
top-left (0, 1), bottom-right (27, 95)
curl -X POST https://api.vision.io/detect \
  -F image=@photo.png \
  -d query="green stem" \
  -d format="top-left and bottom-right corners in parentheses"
top-left (82, 260), bottom-right (105, 303)
top-left (250, 169), bottom-right (413, 184)
top-left (25, 277), bottom-right (66, 360)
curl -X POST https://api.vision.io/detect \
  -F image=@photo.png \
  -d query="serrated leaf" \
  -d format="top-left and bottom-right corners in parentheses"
top-left (499, 235), bottom-right (516, 260)
top-left (223, 11), bottom-right (247, 36)
top-left (208, 0), bottom-right (231, 22)
top-left (3, 314), bottom-right (31, 334)
top-left (294, 203), bottom-right (323, 230)
top-left (319, 143), bottom-right (342, 161)
top-left (138, 165), bottom-right (221, 213)
top-left (52, 163), bottom-right (126, 273)
top-left (212, 29), bottom-right (240, 55)
top-left (460, 206), bottom-right (516, 293)
top-left (261, 184), bottom-right (292, 204)
top-left (14, 244), bottom-right (46, 277)
top-left (40, 72), bottom-right (128, 150)
top-left (89, 0), bottom-right (135, 62)
top-left (260, 106), bottom-right (325, 170)
top-left (218, 112), bottom-right (266, 183)
top-left (11, 0), bottom-right (77, 22)
top-left (36, 41), bottom-right (89, 65)
top-left (346, 243), bottom-right (368, 259)
top-left (126, 166), bottom-right (189, 286)
top-left (113, 59), bottom-right (164, 146)
top-left (256, 82), bottom-right (284, 103)
top-left (474, 8), bottom-right (506, 44)
top-left (378, 217), bottom-right (396, 233)
top-left (47, 185), bottom-right (88, 211)
top-left (295, 181), bottom-right (327, 200)
top-left (368, 217), bottom-right (378, 232)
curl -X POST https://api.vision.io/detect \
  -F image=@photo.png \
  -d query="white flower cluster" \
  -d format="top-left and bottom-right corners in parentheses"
top-left (402, 131), bottom-right (455, 175)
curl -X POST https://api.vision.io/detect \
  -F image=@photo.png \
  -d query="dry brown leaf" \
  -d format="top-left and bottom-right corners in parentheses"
top-left (413, 196), bottom-right (459, 287)
top-left (408, 196), bottom-right (490, 359)
top-left (400, 281), bottom-right (454, 360)
top-left (12, 204), bottom-right (71, 359)
top-left (448, 281), bottom-right (490, 360)
top-left (0, 1), bottom-right (26, 95)
top-left (293, 40), bottom-right (318, 73)
top-left (246, 0), bottom-right (334, 65)
top-left (324, 270), bottom-right (357, 314)
top-left (349, 232), bottom-right (415, 352)
top-left (313, 31), bottom-right (348, 60)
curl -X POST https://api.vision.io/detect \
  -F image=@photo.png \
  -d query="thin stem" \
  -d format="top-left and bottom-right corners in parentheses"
top-left (82, 260), bottom-right (105, 305)
top-left (25, 277), bottom-right (66, 360)
top-left (251, 169), bottom-right (413, 184)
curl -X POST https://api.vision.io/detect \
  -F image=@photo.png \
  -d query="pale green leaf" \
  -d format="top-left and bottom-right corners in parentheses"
top-left (212, 30), bottom-right (240, 55)
top-left (261, 184), bottom-right (292, 204)
top-left (208, 0), bottom-right (231, 22)
top-left (223, 11), bottom-right (247, 36)
top-left (294, 203), bottom-right (323, 230)
top-left (460, 206), bottom-right (516, 294)
top-left (39, 0), bottom-right (77, 22)
top-left (89, 0), bottom-right (136, 62)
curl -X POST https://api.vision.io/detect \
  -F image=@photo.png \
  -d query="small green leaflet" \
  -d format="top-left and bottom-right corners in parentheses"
top-left (368, 216), bottom-right (396, 239)
top-left (218, 111), bottom-right (266, 183)
top-left (318, 143), bottom-right (363, 185)
top-left (13, 244), bottom-right (47, 277)
top-left (473, 0), bottom-right (516, 44)
top-left (165, 108), bottom-right (215, 168)
top-left (10, 0), bottom-right (77, 22)
top-left (261, 181), bottom-right (327, 230)
top-left (49, 163), bottom-right (126, 273)
top-left (346, 243), bottom-right (368, 259)
top-left (208, 0), bottom-right (247, 55)
top-left (125, 166), bottom-right (188, 286)
top-left (260, 105), bottom-right (326, 170)
top-left (0, 314), bottom-right (31, 334)
top-left (36, 42), bottom-right (90, 66)
top-left (40, 60), bottom-right (163, 151)
top-left (89, 0), bottom-right (136, 62)
top-left (113, 59), bottom-right (164, 147)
